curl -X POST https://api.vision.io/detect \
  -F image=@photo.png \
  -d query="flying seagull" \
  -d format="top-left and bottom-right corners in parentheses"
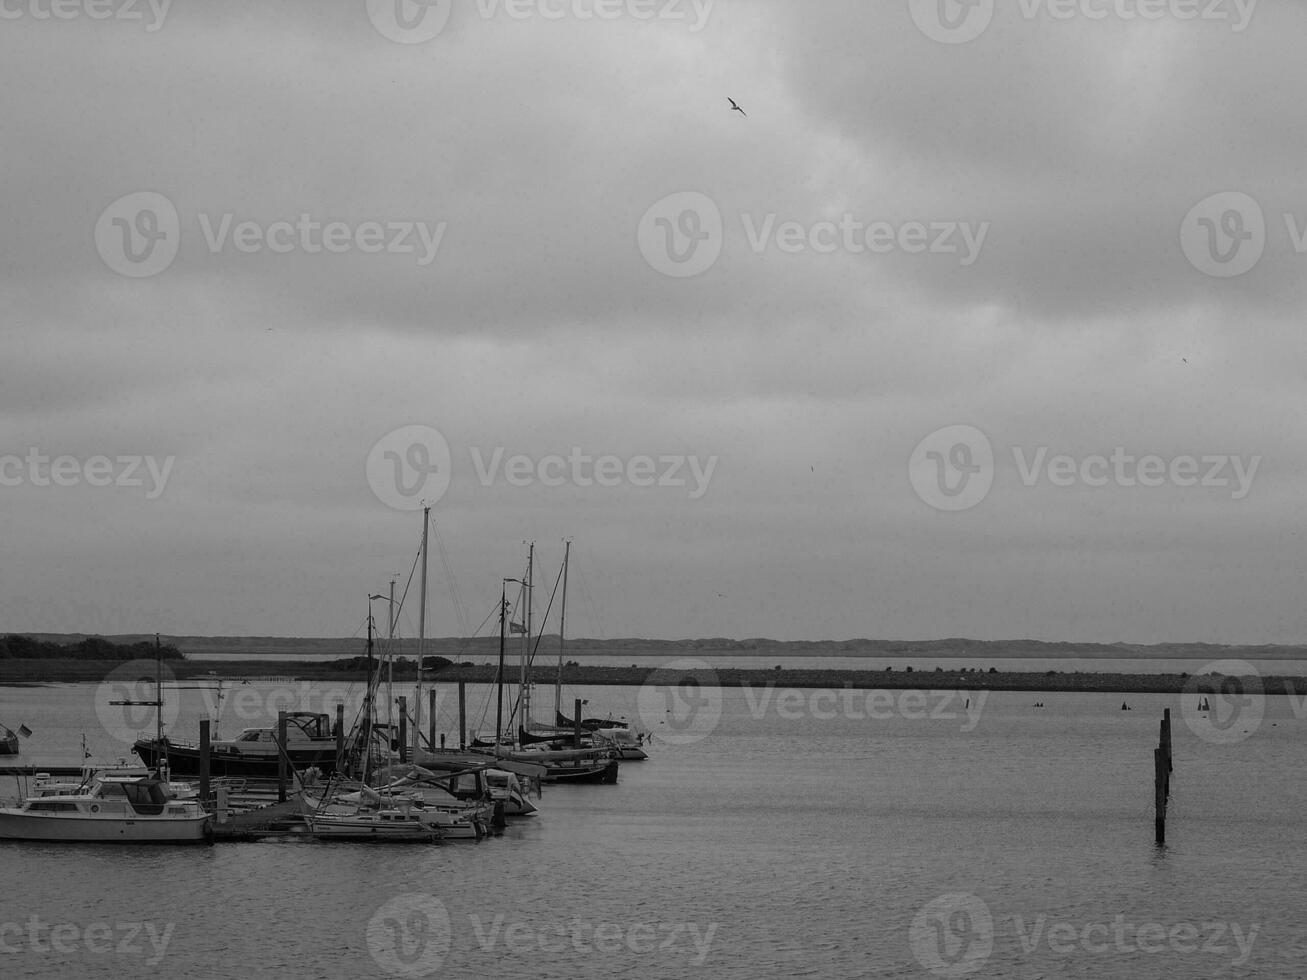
top-left (728, 97), bottom-right (747, 117)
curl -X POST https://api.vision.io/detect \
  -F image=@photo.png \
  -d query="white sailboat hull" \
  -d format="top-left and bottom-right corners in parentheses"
top-left (305, 816), bottom-right (441, 841)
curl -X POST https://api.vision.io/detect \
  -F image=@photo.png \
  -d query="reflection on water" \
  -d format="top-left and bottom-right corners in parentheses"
top-left (1, 684), bottom-right (1305, 978)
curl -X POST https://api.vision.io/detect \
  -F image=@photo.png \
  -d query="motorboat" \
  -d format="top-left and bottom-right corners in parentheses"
top-left (133, 712), bottom-right (342, 778)
top-left (0, 774), bottom-right (212, 844)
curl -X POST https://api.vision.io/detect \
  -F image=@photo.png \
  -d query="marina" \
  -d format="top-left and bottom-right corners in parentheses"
top-left (8, 2), bottom-right (1307, 976)
top-left (0, 526), bottom-right (636, 848)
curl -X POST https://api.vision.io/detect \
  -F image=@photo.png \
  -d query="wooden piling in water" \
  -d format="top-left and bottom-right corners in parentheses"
top-left (574, 698), bottom-right (582, 749)
top-left (398, 696), bottom-right (408, 764)
top-left (277, 711), bottom-right (288, 804)
top-left (1154, 709), bottom-right (1173, 846)
top-left (458, 681), bottom-right (466, 750)
top-left (1160, 752), bottom-right (1171, 846)
top-left (1162, 708), bottom-right (1173, 777)
top-left (198, 720), bottom-right (211, 805)
top-left (335, 703), bottom-right (345, 772)
top-left (429, 688), bottom-right (437, 753)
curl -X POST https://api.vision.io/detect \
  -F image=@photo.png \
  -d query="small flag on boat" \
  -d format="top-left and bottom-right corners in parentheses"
top-left (17, 724), bottom-right (31, 738)
top-left (509, 621), bottom-right (526, 634)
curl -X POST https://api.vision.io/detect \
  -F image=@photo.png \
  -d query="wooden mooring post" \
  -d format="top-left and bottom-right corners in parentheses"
top-left (277, 711), bottom-right (288, 804)
top-left (1155, 708), bottom-right (1173, 846)
top-left (335, 703), bottom-right (345, 772)
top-left (458, 681), bottom-right (466, 750)
top-left (574, 698), bottom-right (583, 749)
top-left (398, 696), bottom-right (408, 764)
top-left (429, 688), bottom-right (437, 754)
top-left (198, 720), bottom-right (211, 806)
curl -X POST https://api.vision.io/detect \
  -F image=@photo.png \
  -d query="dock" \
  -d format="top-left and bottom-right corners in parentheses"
top-left (0, 766), bottom-right (88, 777)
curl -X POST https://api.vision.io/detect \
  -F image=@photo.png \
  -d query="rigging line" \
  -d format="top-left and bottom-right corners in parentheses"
top-left (467, 601), bottom-right (498, 639)
top-left (393, 534), bottom-right (423, 624)
top-left (573, 561), bottom-right (608, 641)
top-left (346, 614), bottom-right (370, 642)
top-left (527, 560), bottom-right (566, 670)
top-left (431, 521), bottom-right (469, 639)
top-left (459, 600), bottom-right (518, 737)
top-left (370, 533), bottom-right (422, 665)
top-left (455, 601), bottom-right (501, 664)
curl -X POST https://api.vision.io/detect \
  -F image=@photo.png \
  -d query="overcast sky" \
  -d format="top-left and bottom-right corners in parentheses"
top-left (3, 0), bottom-right (1305, 644)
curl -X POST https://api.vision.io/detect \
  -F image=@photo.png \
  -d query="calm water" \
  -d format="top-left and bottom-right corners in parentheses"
top-left (2, 681), bottom-right (1306, 978)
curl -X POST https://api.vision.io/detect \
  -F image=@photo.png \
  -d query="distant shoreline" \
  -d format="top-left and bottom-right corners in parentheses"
top-left (11, 631), bottom-right (1307, 660)
top-left (0, 658), bottom-right (1299, 695)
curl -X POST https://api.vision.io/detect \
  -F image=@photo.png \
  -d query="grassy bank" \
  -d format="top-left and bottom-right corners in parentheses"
top-left (0, 658), bottom-right (1300, 695)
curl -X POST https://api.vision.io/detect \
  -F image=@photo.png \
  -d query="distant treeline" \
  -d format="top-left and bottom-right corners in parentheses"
top-left (0, 635), bottom-right (185, 660)
top-left (327, 655), bottom-right (454, 673)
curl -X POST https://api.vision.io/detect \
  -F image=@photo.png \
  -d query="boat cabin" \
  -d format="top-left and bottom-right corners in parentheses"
top-left (20, 777), bottom-right (196, 819)
top-left (228, 712), bottom-right (333, 745)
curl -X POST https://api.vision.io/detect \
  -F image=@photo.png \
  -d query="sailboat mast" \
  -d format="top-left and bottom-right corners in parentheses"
top-left (363, 603), bottom-right (374, 784)
top-left (386, 577), bottom-right (395, 731)
top-left (414, 505), bottom-right (429, 761)
top-left (520, 543), bottom-right (533, 733)
top-left (154, 633), bottom-right (163, 776)
top-left (496, 580), bottom-right (506, 744)
top-left (556, 541), bottom-right (569, 722)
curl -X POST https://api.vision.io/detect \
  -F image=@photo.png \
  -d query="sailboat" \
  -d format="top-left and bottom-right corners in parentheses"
top-left (524, 543), bottom-right (647, 761)
top-left (304, 597), bottom-right (443, 842)
top-left (479, 544), bottom-right (620, 784)
top-left (370, 760), bottom-right (507, 832)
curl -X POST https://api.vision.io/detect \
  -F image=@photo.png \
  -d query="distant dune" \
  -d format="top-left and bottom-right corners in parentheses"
top-left (12, 633), bottom-right (1307, 661)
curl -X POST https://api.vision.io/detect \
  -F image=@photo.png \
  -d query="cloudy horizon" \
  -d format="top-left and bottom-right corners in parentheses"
top-left (4, 0), bottom-right (1305, 645)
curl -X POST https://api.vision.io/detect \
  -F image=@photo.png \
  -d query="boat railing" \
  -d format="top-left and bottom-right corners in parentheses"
top-left (155, 737), bottom-right (201, 751)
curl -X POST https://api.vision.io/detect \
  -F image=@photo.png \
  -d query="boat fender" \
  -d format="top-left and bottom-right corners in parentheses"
top-left (90, 805), bottom-right (99, 813)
